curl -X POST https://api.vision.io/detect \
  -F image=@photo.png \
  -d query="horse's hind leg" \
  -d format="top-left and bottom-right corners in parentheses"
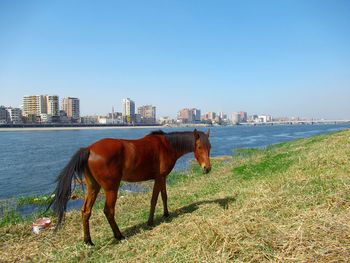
top-left (81, 171), bottom-right (101, 245)
top-left (104, 190), bottom-right (124, 240)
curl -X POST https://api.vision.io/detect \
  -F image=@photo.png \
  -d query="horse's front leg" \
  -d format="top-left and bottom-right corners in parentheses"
top-left (160, 177), bottom-right (169, 217)
top-left (147, 178), bottom-right (162, 226)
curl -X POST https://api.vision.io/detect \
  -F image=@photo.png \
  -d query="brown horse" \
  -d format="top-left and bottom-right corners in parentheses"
top-left (49, 129), bottom-right (211, 245)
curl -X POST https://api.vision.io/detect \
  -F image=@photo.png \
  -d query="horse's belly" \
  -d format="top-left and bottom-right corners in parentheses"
top-left (121, 168), bottom-right (156, 182)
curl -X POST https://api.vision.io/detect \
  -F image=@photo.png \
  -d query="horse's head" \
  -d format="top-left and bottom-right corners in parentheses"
top-left (193, 129), bottom-right (211, 174)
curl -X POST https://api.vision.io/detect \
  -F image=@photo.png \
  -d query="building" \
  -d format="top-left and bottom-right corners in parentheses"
top-left (22, 95), bottom-right (50, 122)
top-left (61, 97), bottom-right (80, 122)
top-left (177, 108), bottom-right (192, 123)
top-left (22, 96), bottom-right (37, 117)
top-left (258, 115), bottom-right (272, 123)
top-left (159, 116), bottom-right (175, 125)
top-left (22, 95), bottom-right (60, 122)
top-left (22, 95), bottom-right (47, 117)
top-left (201, 112), bottom-right (215, 123)
top-left (6, 107), bottom-right (22, 123)
top-left (219, 112), bottom-right (227, 120)
top-left (137, 105), bottom-right (156, 124)
top-left (231, 111), bottom-right (247, 124)
top-left (0, 106), bottom-right (9, 124)
top-left (47, 95), bottom-right (59, 116)
top-left (248, 115), bottom-right (259, 123)
top-left (231, 112), bottom-right (241, 124)
top-left (39, 113), bottom-right (51, 123)
top-left (177, 108), bottom-right (201, 124)
top-left (239, 111), bottom-right (248, 122)
top-left (122, 98), bottom-right (135, 124)
top-left (191, 108), bottom-right (201, 123)
top-left (108, 111), bottom-right (123, 124)
top-left (80, 115), bottom-right (98, 124)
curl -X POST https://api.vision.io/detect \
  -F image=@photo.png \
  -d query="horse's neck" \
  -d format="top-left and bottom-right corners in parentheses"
top-left (174, 146), bottom-right (193, 159)
top-left (165, 133), bottom-right (194, 159)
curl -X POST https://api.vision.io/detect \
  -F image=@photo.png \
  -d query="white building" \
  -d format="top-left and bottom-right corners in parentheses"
top-left (40, 113), bottom-right (52, 123)
top-left (6, 107), bottom-right (22, 123)
top-left (122, 98), bottom-right (135, 123)
top-left (98, 116), bottom-right (123, 124)
top-left (47, 95), bottom-right (59, 116)
top-left (160, 116), bottom-right (175, 125)
top-left (258, 115), bottom-right (272, 123)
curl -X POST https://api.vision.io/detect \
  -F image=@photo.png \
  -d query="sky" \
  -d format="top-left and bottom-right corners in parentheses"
top-left (0, 0), bottom-right (349, 119)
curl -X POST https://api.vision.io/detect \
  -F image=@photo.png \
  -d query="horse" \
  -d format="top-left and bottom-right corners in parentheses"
top-left (48, 129), bottom-right (211, 245)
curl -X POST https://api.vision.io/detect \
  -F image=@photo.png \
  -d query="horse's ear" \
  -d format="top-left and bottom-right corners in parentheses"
top-left (194, 129), bottom-right (200, 140)
top-left (206, 129), bottom-right (210, 138)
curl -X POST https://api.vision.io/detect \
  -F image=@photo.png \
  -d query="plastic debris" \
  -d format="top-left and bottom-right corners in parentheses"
top-left (32, 217), bottom-right (51, 234)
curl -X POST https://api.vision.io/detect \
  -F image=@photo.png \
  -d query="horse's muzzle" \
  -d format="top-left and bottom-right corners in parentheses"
top-left (203, 166), bottom-right (211, 174)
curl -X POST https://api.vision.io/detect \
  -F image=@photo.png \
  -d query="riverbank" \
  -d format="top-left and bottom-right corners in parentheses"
top-left (1, 129), bottom-right (350, 261)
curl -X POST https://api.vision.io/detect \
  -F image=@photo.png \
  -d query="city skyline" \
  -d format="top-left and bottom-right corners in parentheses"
top-left (1, 93), bottom-right (349, 122)
top-left (1, 1), bottom-right (350, 119)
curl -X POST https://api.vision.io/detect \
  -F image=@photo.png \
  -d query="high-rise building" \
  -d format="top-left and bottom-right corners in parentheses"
top-left (61, 97), bottom-right (80, 121)
top-left (191, 108), bottom-right (201, 123)
top-left (137, 105), bottom-right (156, 124)
top-left (239, 111), bottom-right (247, 122)
top-left (231, 111), bottom-right (247, 124)
top-left (207, 112), bottom-right (216, 121)
top-left (231, 112), bottom-right (241, 124)
top-left (177, 108), bottom-right (201, 123)
top-left (177, 108), bottom-right (192, 123)
top-left (22, 96), bottom-right (37, 117)
top-left (122, 98), bottom-right (135, 123)
top-left (22, 95), bottom-right (47, 117)
top-left (47, 95), bottom-right (59, 116)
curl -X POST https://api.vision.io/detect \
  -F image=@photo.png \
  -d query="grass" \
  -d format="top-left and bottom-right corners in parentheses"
top-left (1, 130), bottom-right (350, 262)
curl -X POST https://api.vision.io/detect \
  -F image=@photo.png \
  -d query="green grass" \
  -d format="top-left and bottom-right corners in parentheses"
top-left (1, 129), bottom-right (350, 262)
top-left (17, 194), bottom-right (55, 207)
top-left (233, 151), bottom-right (295, 180)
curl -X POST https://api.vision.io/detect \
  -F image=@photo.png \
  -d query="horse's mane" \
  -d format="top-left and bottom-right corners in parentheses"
top-left (148, 130), bottom-right (209, 153)
top-left (148, 130), bottom-right (165, 135)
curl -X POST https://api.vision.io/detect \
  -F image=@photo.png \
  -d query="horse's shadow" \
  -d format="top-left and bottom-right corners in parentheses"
top-left (114, 195), bottom-right (236, 241)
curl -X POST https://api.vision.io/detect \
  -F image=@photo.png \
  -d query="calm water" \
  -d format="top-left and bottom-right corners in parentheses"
top-left (0, 124), bottom-right (349, 199)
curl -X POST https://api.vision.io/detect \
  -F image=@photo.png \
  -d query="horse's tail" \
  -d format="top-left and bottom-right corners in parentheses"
top-left (47, 147), bottom-right (90, 229)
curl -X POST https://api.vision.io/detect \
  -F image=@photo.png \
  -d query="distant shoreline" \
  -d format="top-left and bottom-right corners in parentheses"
top-left (0, 125), bottom-right (162, 132)
top-left (0, 122), bottom-right (349, 132)
top-left (0, 124), bottom-right (210, 132)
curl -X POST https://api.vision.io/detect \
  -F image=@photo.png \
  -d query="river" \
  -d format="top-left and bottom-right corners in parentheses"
top-left (0, 124), bottom-right (349, 199)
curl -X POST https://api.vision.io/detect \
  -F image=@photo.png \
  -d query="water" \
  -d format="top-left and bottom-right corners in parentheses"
top-left (0, 124), bottom-right (349, 200)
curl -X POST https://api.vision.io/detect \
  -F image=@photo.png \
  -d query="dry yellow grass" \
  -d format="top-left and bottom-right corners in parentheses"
top-left (1, 129), bottom-right (350, 262)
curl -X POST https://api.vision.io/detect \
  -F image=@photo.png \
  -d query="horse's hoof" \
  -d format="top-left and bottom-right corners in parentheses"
top-left (84, 239), bottom-right (94, 246)
top-left (147, 220), bottom-right (154, 227)
top-left (116, 235), bottom-right (125, 241)
top-left (163, 212), bottom-right (170, 218)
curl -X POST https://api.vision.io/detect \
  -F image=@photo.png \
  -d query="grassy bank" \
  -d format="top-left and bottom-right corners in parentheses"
top-left (1, 130), bottom-right (350, 262)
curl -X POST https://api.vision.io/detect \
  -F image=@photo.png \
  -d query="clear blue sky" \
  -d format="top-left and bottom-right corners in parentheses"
top-left (1, 0), bottom-right (349, 119)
